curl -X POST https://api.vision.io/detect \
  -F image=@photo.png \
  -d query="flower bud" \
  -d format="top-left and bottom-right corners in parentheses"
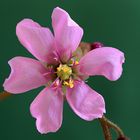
top-left (91, 42), bottom-right (104, 49)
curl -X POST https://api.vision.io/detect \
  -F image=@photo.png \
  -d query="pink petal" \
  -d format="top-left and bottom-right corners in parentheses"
top-left (30, 87), bottom-right (63, 134)
top-left (52, 7), bottom-right (83, 61)
top-left (16, 19), bottom-right (56, 64)
top-left (3, 57), bottom-right (49, 94)
top-left (78, 47), bottom-right (125, 81)
top-left (66, 81), bottom-right (105, 121)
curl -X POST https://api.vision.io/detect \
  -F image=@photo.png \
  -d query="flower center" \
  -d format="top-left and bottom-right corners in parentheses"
top-left (57, 64), bottom-right (72, 81)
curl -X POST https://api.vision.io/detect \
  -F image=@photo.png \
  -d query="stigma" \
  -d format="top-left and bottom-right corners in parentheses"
top-left (57, 64), bottom-right (72, 81)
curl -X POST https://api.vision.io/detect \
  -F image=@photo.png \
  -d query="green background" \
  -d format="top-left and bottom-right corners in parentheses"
top-left (0, 0), bottom-right (139, 139)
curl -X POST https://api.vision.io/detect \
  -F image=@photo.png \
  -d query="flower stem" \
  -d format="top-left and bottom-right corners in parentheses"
top-left (106, 117), bottom-right (124, 137)
top-left (99, 116), bottom-right (112, 140)
top-left (99, 115), bottom-right (128, 140)
top-left (0, 91), bottom-right (11, 101)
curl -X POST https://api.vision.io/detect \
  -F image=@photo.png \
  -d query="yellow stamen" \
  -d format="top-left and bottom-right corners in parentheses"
top-left (75, 61), bottom-right (79, 65)
top-left (69, 79), bottom-right (74, 88)
top-left (63, 81), bottom-right (69, 86)
top-left (57, 67), bottom-right (61, 72)
top-left (63, 79), bottom-right (74, 88)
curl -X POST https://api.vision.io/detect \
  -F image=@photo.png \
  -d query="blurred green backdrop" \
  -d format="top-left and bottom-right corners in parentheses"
top-left (0, 0), bottom-right (139, 139)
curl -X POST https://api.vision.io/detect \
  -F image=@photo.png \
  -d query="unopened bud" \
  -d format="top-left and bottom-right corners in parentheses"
top-left (91, 42), bottom-right (104, 49)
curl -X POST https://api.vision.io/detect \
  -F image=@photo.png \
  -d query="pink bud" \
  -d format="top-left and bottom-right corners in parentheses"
top-left (91, 42), bottom-right (104, 49)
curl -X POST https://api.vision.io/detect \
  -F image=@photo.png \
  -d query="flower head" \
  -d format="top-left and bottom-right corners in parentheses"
top-left (3, 7), bottom-right (125, 134)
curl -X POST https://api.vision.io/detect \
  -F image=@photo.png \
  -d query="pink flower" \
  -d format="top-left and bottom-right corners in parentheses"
top-left (3, 7), bottom-right (125, 134)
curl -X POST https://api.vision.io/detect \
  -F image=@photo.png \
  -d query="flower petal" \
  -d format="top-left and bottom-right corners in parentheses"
top-left (16, 19), bottom-right (56, 64)
top-left (66, 81), bottom-right (105, 121)
top-left (30, 87), bottom-right (63, 134)
top-left (52, 7), bottom-right (83, 61)
top-left (78, 47), bottom-right (125, 81)
top-left (3, 57), bottom-right (49, 94)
